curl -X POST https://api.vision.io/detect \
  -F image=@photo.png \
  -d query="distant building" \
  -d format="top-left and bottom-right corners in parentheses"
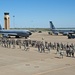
top-left (4, 12), bottom-right (10, 30)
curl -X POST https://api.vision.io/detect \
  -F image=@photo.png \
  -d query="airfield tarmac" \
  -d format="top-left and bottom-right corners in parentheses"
top-left (0, 32), bottom-right (75, 75)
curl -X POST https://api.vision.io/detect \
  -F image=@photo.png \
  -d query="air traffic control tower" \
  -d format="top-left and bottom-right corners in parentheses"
top-left (4, 12), bottom-right (10, 30)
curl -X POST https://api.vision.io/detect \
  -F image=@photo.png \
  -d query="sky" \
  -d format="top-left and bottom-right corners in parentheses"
top-left (0, 0), bottom-right (75, 28)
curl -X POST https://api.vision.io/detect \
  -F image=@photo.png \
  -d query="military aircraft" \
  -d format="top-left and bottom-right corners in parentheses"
top-left (50, 21), bottom-right (75, 35)
top-left (0, 25), bottom-right (32, 38)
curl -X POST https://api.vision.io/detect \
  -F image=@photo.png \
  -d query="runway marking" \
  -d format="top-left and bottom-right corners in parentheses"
top-left (33, 64), bottom-right (75, 75)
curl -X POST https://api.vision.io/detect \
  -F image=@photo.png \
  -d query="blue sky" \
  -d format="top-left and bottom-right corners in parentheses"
top-left (0, 0), bottom-right (75, 28)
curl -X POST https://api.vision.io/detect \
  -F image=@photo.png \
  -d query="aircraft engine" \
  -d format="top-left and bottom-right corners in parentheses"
top-left (63, 32), bottom-right (68, 35)
top-left (2, 34), bottom-right (8, 38)
top-left (54, 32), bottom-right (58, 35)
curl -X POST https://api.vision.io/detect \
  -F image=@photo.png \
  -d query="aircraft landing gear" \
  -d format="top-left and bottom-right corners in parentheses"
top-left (15, 36), bottom-right (19, 38)
top-left (25, 37), bottom-right (27, 39)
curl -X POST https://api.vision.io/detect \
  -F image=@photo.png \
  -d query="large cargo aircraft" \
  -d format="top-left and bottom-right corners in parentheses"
top-left (50, 21), bottom-right (75, 35)
top-left (0, 25), bottom-right (32, 38)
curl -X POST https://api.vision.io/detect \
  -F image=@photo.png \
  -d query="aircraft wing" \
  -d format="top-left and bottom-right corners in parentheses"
top-left (61, 31), bottom-right (74, 35)
top-left (68, 31), bottom-right (74, 34)
top-left (4, 33), bottom-right (17, 35)
top-left (1, 33), bottom-right (17, 37)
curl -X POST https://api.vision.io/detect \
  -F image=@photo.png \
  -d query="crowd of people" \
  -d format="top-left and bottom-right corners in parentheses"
top-left (0, 37), bottom-right (75, 58)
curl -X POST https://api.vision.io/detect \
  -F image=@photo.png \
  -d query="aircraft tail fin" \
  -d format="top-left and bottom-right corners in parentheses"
top-left (0, 24), bottom-right (2, 30)
top-left (50, 21), bottom-right (55, 30)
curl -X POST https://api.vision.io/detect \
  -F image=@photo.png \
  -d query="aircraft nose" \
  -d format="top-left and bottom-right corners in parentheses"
top-left (29, 32), bottom-right (32, 35)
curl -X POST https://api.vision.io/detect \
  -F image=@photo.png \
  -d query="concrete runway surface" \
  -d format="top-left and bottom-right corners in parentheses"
top-left (0, 32), bottom-right (75, 75)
